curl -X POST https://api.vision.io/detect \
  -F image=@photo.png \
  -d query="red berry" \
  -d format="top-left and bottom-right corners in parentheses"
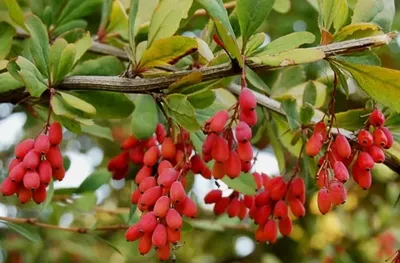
top-left (239, 109), bottom-right (257, 126)
top-left (8, 158), bottom-right (21, 172)
top-left (227, 198), bottom-right (241, 217)
top-left (170, 181), bottom-right (186, 204)
top-left (23, 171), bottom-right (40, 191)
top-left (316, 169), bottom-right (328, 189)
top-left (45, 146), bottom-right (63, 170)
top-left (125, 224), bottom-right (142, 241)
top-left (181, 197), bottom-right (198, 218)
top-left (254, 205), bottom-right (271, 225)
top-left (357, 152), bottom-right (374, 171)
top-left (129, 147), bottom-right (144, 164)
top-left (358, 130), bottom-right (373, 147)
top-left (238, 202), bottom-right (248, 220)
top-left (270, 177), bottom-right (287, 201)
top-left (305, 133), bottom-right (323, 157)
top-left (166, 208), bottom-right (182, 231)
top-left (368, 145), bottom-right (385, 163)
top-left (243, 195), bottom-right (254, 208)
top-left (167, 227), bottom-right (180, 244)
top-left (264, 219), bottom-right (278, 243)
top-left (237, 141), bottom-right (253, 162)
top-left (121, 135), bottom-right (139, 150)
top-left (212, 161), bottom-right (225, 179)
top-left (1, 177), bottom-right (18, 196)
top-left (38, 160), bottom-right (52, 185)
top-left (333, 161), bottom-right (349, 183)
top-left (48, 122), bottom-right (63, 146)
top-left (140, 186), bottom-right (162, 207)
top-left (314, 122), bottom-right (327, 140)
top-left (369, 108), bottom-right (385, 127)
top-left (224, 151), bottom-right (241, 179)
top-left (135, 166), bottom-right (152, 184)
top-left (289, 198), bottom-right (305, 218)
top-left (381, 127), bottom-right (393, 149)
top-left (239, 88), bottom-right (256, 111)
top-left (190, 155), bottom-right (205, 174)
top-left (358, 170), bottom-right (372, 190)
top-left (152, 223), bottom-right (167, 248)
top-left (130, 189), bottom-right (141, 204)
top-left (158, 160), bottom-right (173, 175)
top-left (253, 172), bottom-right (263, 190)
top-left (18, 186), bottom-right (32, 204)
top-left (317, 188), bottom-right (331, 215)
top-left (213, 197), bottom-right (230, 215)
top-left (290, 177), bottom-right (305, 203)
top-left (373, 128), bottom-right (388, 148)
top-left (23, 150), bottom-right (40, 171)
top-left (34, 135), bottom-right (50, 154)
top-left (107, 152), bottom-right (129, 172)
top-left (138, 212), bottom-right (157, 233)
top-left (157, 168), bottom-right (177, 188)
top-left (278, 217), bottom-right (293, 236)
top-left (53, 166), bottom-right (65, 181)
top-left (157, 243), bottom-right (170, 261)
top-left (200, 166), bottom-right (212, 179)
top-left (330, 181), bottom-right (347, 205)
top-left (161, 137), bottom-right (176, 160)
top-left (202, 133), bottom-right (218, 155)
top-left (143, 146), bottom-right (159, 167)
top-left (241, 160), bottom-right (252, 172)
top-left (139, 176), bottom-right (157, 193)
top-left (15, 139), bottom-right (34, 159)
top-left (255, 191), bottom-right (270, 207)
top-left (255, 224), bottom-right (268, 243)
top-left (274, 200), bottom-right (288, 219)
top-left (204, 189), bottom-right (223, 204)
top-left (156, 123), bottom-right (166, 144)
top-left (9, 162), bottom-right (26, 182)
top-left (235, 121), bottom-right (252, 143)
top-left (32, 184), bottom-right (47, 204)
top-left (211, 136), bottom-right (229, 163)
top-left (138, 232), bottom-right (152, 255)
top-left (154, 196), bottom-right (170, 218)
top-left (210, 110), bottom-right (229, 133)
top-left (335, 134), bottom-right (351, 159)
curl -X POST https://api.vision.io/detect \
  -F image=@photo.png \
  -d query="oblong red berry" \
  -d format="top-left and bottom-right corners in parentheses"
top-left (333, 161), bottom-right (349, 183)
top-left (213, 197), bottom-right (230, 215)
top-left (190, 155), bottom-right (205, 174)
top-left (227, 198), bottom-right (241, 218)
top-left (45, 146), bottom-right (63, 170)
top-left (32, 184), bottom-right (47, 204)
top-left (125, 224), bottom-right (142, 242)
top-left (129, 146), bottom-right (144, 164)
top-left (135, 166), bottom-right (152, 184)
top-left (335, 134), bottom-right (351, 159)
top-left (138, 212), bottom-right (157, 233)
top-left (373, 128), bottom-right (388, 148)
top-left (170, 181), bottom-right (186, 204)
top-left (317, 188), bottom-right (331, 215)
top-left (235, 121), bottom-right (252, 143)
top-left (157, 168), bottom-right (177, 188)
top-left (239, 109), bottom-right (257, 126)
top-left (204, 189), bottom-right (222, 204)
top-left (264, 219), bottom-right (278, 243)
top-left (161, 137), bottom-right (176, 160)
top-left (241, 160), bottom-right (252, 172)
top-left (9, 162), bottom-right (26, 182)
top-left (156, 123), bottom-right (166, 144)
top-left (314, 122), bottom-right (327, 140)
top-left (212, 161), bottom-right (225, 179)
top-left (139, 176), bottom-right (157, 193)
top-left (181, 197), bottom-right (198, 218)
top-left (166, 208), bottom-right (182, 231)
top-left (330, 181), bottom-right (347, 205)
top-left (305, 133), bottom-right (323, 157)
top-left (0, 177), bottom-right (18, 196)
top-left (130, 189), bottom-right (141, 204)
top-left (23, 150), bottom-right (40, 171)
top-left (252, 172), bottom-right (263, 190)
top-left (211, 137), bottom-right (229, 163)
top-left (278, 217), bottom-right (293, 236)
top-left (254, 205), bottom-right (271, 225)
top-left (8, 158), bottom-right (21, 172)
top-left (381, 127), bottom-right (393, 149)
top-left (289, 198), bottom-right (305, 218)
top-left (238, 202), bottom-right (248, 220)
top-left (121, 135), bottom-right (139, 150)
top-left (202, 133), bottom-right (218, 155)
top-left (273, 200), bottom-right (288, 219)
top-left (107, 152), bottom-right (129, 172)
top-left (158, 160), bottom-right (173, 175)
top-left (140, 186), bottom-right (162, 207)
top-left (38, 160), bottom-right (52, 185)
top-left (167, 227), bottom-right (180, 244)
top-left (143, 146), bottom-right (159, 167)
top-left (270, 177), bottom-right (287, 201)
top-left (138, 232), bottom-right (152, 255)
top-left (18, 186), bottom-right (32, 204)
top-left (255, 191), bottom-right (270, 207)
top-left (237, 141), bottom-right (253, 162)
top-left (53, 166), bottom-right (65, 181)
top-left (369, 108), bottom-right (385, 127)
top-left (243, 195), bottom-right (254, 208)
top-left (224, 151), bottom-right (241, 179)
top-left (255, 224), bottom-right (268, 243)
top-left (152, 223), bottom-right (167, 248)
top-left (34, 134), bottom-right (50, 154)
top-left (23, 171), bottom-right (40, 191)
top-left (48, 122), bottom-right (62, 146)
top-left (316, 169), bottom-right (328, 189)
top-left (239, 88), bottom-right (256, 111)
top-left (201, 166), bottom-right (212, 179)
top-left (154, 196), bottom-right (171, 218)
top-left (358, 170), bottom-right (372, 190)
top-left (210, 110), bottom-right (229, 133)
top-left (358, 129), bottom-right (373, 147)
top-left (15, 139), bottom-right (34, 159)
top-left (290, 177), bottom-right (305, 203)
top-left (157, 243), bottom-right (170, 261)
top-left (357, 152), bottom-right (374, 171)
top-left (368, 145), bottom-right (385, 163)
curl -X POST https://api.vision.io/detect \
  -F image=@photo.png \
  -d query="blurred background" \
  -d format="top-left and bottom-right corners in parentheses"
top-left (1, 0), bottom-right (400, 262)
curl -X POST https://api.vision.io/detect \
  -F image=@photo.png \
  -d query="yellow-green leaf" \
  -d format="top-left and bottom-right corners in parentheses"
top-left (54, 44), bottom-right (76, 83)
top-left (138, 36), bottom-right (197, 69)
top-left (131, 94), bottom-right (158, 139)
top-left (74, 32), bottom-right (92, 65)
top-left (272, 0), bottom-right (291, 13)
top-left (18, 69), bottom-right (48, 97)
top-left (322, 0), bottom-right (348, 32)
top-left (59, 91), bottom-right (96, 115)
top-left (49, 38), bottom-right (69, 82)
top-left (166, 94), bottom-right (200, 132)
top-left (0, 22), bottom-right (15, 60)
top-left (169, 72), bottom-right (203, 92)
top-left (333, 23), bottom-right (383, 42)
top-left (4, 0), bottom-right (26, 30)
top-left (106, 0), bottom-right (129, 40)
top-left (335, 108), bottom-right (369, 131)
top-left (250, 48), bottom-right (325, 67)
top-left (221, 172), bottom-right (257, 195)
top-left (352, 0), bottom-right (395, 32)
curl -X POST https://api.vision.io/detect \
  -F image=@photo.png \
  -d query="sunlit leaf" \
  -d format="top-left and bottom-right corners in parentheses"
top-left (221, 172), bottom-right (257, 195)
top-left (352, 0), bottom-right (395, 32)
top-left (131, 94), bottom-right (158, 139)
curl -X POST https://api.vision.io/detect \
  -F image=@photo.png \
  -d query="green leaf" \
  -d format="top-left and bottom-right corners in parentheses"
top-left (221, 172), bottom-right (257, 195)
top-left (138, 36), bottom-right (198, 69)
top-left (128, 0), bottom-right (139, 56)
top-left (73, 192), bottom-right (97, 212)
top-left (254, 31), bottom-right (315, 56)
top-left (352, 0), bottom-right (395, 32)
top-left (105, 0), bottom-right (129, 40)
top-left (190, 131), bottom-right (205, 154)
top-left (169, 72), bottom-right (203, 93)
top-left (147, 0), bottom-right (193, 47)
top-left (336, 61), bottom-right (400, 112)
top-left (166, 94), bottom-right (201, 132)
top-left (51, 94), bottom-right (94, 125)
top-left (0, 22), bottom-right (15, 60)
top-left (333, 23), bottom-right (383, 42)
top-left (81, 124), bottom-right (113, 140)
top-left (281, 96), bottom-right (300, 131)
top-left (322, 0), bottom-right (348, 31)
top-left (251, 48), bottom-right (325, 67)
top-left (4, 0), bottom-right (26, 30)
top-left (54, 44), bottom-right (76, 83)
top-left (49, 38), bottom-right (69, 81)
top-left (303, 81), bottom-right (317, 106)
top-left (245, 66), bottom-right (271, 94)
top-left (187, 89), bottom-right (216, 109)
top-left (0, 72), bottom-right (23, 93)
top-left (70, 56), bottom-right (125, 76)
top-left (18, 69), bottom-right (48, 97)
top-left (54, 115), bottom-right (82, 134)
top-left (330, 62), bottom-right (349, 98)
top-left (25, 15), bottom-right (49, 78)
top-left (64, 156), bottom-right (71, 171)
top-left (73, 32), bottom-right (92, 65)
top-left (196, 0), bottom-right (243, 67)
top-left (245, 33), bottom-right (268, 56)
top-left (299, 103), bottom-right (315, 125)
top-left (0, 221), bottom-right (41, 243)
top-left (271, 112), bottom-right (302, 156)
top-left (272, 0), bottom-right (291, 13)
top-left (99, 0), bottom-right (113, 30)
top-left (76, 168), bottom-right (110, 194)
top-left (335, 109), bottom-right (369, 131)
top-left (71, 91), bottom-right (134, 119)
top-left (57, 0), bottom-right (103, 25)
top-left (59, 91), bottom-right (96, 115)
top-left (131, 94), bottom-right (158, 139)
top-left (335, 51), bottom-right (381, 66)
top-left (7, 56), bottom-right (45, 84)
top-left (236, 0), bottom-right (276, 49)
top-left (265, 115), bottom-right (285, 173)
top-left (52, 20), bottom-right (88, 37)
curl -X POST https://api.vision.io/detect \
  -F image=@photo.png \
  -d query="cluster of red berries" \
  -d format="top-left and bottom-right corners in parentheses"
top-left (204, 172), bottom-right (307, 243)
top-left (1, 122), bottom-right (64, 204)
top-left (305, 108), bottom-right (393, 215)
top-left (202, 87), bottom-right (257, 179)
top-left (111, 125), bottom-right (200, 260)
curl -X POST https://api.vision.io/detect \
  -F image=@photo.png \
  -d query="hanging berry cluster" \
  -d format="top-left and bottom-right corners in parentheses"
top-left (1, 122), bottom-right (65, 204)
top-left (204, 173), bottom-right (306, 243)
top-left (305, 108), bottom-right (393, 215)
top-left (110, 125), bottom-right (201, 260)
top-left (202, 87), bottom-right (257, 179)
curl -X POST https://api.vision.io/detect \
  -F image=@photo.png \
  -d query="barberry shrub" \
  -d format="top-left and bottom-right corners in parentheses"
top-left (0, 0), bottom-right (400, 262)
